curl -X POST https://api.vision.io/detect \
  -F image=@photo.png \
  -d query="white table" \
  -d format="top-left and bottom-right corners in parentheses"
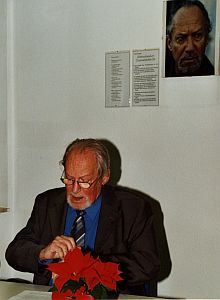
top-left (0, 280), bottom-right (155, 299)
top-left (0, 280), bottom-right (49, 300)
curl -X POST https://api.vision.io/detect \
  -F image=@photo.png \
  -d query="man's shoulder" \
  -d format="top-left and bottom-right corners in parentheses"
top-left (103, 185), bottom-right (153, 212)
top-left (105, 184), bottom-right (152, 198)
top-left (201, 55), bottom-right (214, 75)
top-left (35, 187), bottom-right (66, 203)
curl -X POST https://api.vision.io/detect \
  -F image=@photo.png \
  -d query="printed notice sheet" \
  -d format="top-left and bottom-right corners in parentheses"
top-left (105, 51), bottom-right (130, 107)
top-left (132, 49), bottom-right (159, 106)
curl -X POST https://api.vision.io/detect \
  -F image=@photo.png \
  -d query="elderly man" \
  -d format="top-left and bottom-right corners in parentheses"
top-left (5, 138), bottom-right (160, 296)
top-left (165, 0), bottom-right (214, 77)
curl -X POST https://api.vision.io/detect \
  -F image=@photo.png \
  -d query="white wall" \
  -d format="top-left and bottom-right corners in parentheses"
top-left (0, 0), bottom-right (13, 280)
top-left (0, 0), bottom-right (7, 208)
top-left (1, 0), bottom-right (220, 298)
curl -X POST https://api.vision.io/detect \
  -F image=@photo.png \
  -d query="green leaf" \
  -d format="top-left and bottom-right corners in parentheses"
top-left (61, 279), bottom-right (80, 293)
top-left (91, 283), bottom-right (109, 299)
top-left (48, 286), bottom-right (58, 292)
top-left (61, 278), bottom-right (89, 294)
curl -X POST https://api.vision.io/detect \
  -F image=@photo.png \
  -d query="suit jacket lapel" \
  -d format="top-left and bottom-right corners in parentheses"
top-left (46, 186), bottom-right (119, 248)
top-left (49, 188), bottom-right (67, 237)
top-left (94, 186), bottom-right (119, 251)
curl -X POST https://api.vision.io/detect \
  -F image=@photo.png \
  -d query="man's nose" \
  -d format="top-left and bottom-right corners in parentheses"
top-left (71, 181), bottom-right (81, 193)
top-left (185, 36), bottom-right (195, 52)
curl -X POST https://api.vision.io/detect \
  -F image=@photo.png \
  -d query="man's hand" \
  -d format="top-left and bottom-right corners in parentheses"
top-left (39, 235), bottom-right (76, 261)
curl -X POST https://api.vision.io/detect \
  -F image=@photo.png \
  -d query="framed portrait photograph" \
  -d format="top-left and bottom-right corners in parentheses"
top-left (162, 0), bottom-right (217, 77)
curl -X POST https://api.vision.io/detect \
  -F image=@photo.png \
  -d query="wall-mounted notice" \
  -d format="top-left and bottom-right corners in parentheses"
top-left (105, 51), bottom-right (130, 107)
top-left (132, 49), bottom-right (159, 106)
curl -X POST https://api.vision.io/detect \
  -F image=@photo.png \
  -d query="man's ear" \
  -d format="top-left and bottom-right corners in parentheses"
top-left (167, 36), bottom-right (173, 52)
top-left (101, 170), bottom-right (110, 185)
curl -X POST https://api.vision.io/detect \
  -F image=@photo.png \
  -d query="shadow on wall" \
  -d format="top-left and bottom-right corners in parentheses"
top-left (99, 139), bottom-right (172, 296)
top-left (99, 139), bottom-right (122, 186)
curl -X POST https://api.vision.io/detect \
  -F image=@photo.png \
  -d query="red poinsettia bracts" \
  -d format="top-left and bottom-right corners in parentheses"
top-left (48, 247), bottom-right (122, 299)
top-left (91, 260), bottom-right (122, 290)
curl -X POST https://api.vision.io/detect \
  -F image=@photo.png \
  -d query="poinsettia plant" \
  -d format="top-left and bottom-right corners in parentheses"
top-left (48, 247), bottom-right (122, 299)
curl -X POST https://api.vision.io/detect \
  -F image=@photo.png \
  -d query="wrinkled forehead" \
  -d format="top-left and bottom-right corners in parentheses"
top-left (65, 149), bottom-right (98, 168)
top-left (172, 6), bottom-right (206, 31)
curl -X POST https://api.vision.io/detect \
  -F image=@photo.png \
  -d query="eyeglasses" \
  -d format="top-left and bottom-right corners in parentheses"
top-left (60, 172), bottom-right (98, 189)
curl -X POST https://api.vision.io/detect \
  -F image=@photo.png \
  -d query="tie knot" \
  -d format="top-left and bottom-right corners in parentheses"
top-left (76, 210), bottom-right (84, 217)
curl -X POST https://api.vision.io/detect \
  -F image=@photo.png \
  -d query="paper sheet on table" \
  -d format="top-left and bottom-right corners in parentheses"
top-left (8, 290), bottom-right (51, 300)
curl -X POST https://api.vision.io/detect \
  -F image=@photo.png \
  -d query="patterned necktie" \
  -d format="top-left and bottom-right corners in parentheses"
top-left (71, 210), bottom-right (85, 248)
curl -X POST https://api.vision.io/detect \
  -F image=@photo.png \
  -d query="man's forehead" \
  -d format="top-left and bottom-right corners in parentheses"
top-left (172, 5), bottom-right (205, 30)
top-left (65, 150), bottom-right (98, 176)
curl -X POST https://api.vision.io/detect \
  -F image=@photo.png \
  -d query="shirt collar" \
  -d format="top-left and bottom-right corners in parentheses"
top-left (84, 193), bottom-right (102, 221)
top-left (68, 193), bottom-right (102, 221)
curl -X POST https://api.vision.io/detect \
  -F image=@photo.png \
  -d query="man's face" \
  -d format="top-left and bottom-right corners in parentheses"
top-left (167, 5), bottom-right (208, 75)
top-left (65, 149), bottom-right (109, 210)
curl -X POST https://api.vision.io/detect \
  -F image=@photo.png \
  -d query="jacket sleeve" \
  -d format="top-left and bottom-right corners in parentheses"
top-left (97, 189), bottom-right (161, 287)
top-left (5, 193), bottom-right (49, 274)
